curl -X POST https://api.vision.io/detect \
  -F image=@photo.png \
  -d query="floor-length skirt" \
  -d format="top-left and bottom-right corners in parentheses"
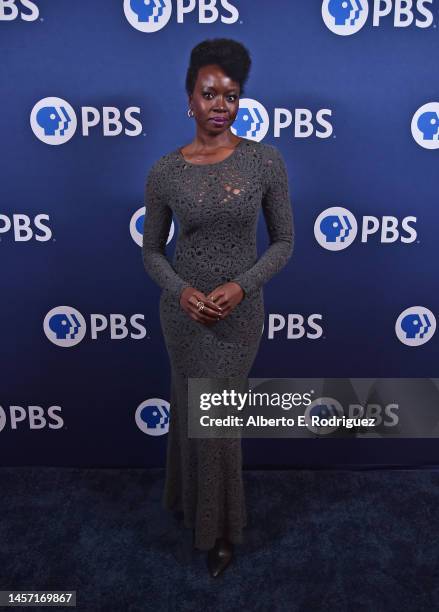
top-left (159, 287), bottom-right (264, 551)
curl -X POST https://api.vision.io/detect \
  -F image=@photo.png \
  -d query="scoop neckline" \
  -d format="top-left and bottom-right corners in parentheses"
top-left (177, 138), bottom-right (244, 167)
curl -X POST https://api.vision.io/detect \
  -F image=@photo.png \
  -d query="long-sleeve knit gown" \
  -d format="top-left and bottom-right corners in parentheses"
top-left (142, 137), bottom-right (294, 551)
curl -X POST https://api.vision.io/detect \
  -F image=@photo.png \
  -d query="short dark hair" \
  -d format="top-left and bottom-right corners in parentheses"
top-left (185, 38), bottom-right (252, 98)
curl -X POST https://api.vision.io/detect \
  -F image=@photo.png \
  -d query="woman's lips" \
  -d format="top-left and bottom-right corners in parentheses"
top-left (210, 117), bottom-right (228, 124)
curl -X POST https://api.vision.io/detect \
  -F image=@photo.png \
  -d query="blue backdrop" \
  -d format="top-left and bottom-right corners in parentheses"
top-left (1, 0), bottom-right (438, 467)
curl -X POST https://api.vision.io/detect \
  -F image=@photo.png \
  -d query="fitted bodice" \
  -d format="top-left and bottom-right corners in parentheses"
top-left (142, 137), bottom-right (294, 301)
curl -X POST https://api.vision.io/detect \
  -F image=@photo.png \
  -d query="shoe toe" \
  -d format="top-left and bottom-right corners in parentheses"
top-left (206, 541), bottom-right (233, 577)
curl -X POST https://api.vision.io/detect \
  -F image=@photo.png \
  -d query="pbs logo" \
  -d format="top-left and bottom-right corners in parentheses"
top-left (231, 99), bottom-right (332, 141)
top-left (395, 306), bottom-right (436, 346)
top-left (314, 206), bottom-right (417, 250)
top-left (30, 97), bottom-right (77, 145)
top-left (43, 306), bottom-right (87, 347)
top-left (411, 102), bottom-right (439, 150)
top-left (322, 0), bottom-right (369, 35)
top-left (314, 206), bottom-right (358, 251)
top-left (267, 314), bottom-right (324, 340)
top-left (322, 0), bottom-right (434, 35)
top-left (0, 214), bottom-right (52, 242)
top-left (123, 0), bottom-right (172, 32)
top-left (30, 96), bottom-right (142, 144)
top-left (231, 99), bottom-right (269, 142)
top-left (135, 399), bottom-right (170, 436)
top-left (44, 306), bottom-right (147, 345)
top-left (0, 405), bottom-right (64, 432)
top-left (123, 0), bottom-right (239, 32)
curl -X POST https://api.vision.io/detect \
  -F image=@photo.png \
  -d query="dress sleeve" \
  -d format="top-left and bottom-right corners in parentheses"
top-left (142, 163), bottom-right (191, 300)
top-left (230, 145), bottom-right (294, 300)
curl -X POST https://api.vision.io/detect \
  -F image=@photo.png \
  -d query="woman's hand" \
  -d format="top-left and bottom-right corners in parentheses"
top-left (206, 282), bottom-right (244, 318)
top-left (180, 287), bottom-right (224, 326)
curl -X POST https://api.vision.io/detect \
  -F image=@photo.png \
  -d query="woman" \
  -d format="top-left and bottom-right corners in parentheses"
top-left (142, 38), bottom-right (294, 577)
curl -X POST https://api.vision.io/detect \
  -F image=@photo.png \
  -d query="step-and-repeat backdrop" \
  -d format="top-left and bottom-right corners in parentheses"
top-left (1, 1), bottom-right (438, 467)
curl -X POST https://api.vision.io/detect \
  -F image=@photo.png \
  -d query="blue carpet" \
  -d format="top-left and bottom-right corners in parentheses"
top-left (0, 467), bottom-right (438, 611)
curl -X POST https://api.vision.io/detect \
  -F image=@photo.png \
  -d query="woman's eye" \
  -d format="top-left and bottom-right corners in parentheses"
top-left (203, 93), bottom-right (237, 101)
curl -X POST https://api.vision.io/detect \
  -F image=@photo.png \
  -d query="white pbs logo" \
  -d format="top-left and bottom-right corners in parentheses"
top-left (321, 0), bottom-right (369, 35)
top-left (43, 306), bottom-right (86, 347)
top-left (135, 399), bottom-right (170, 436)
top-left (395, 306), bottom-right (436, 346)
top-left (314, 206), bottom-right (358, 251)
top-left (231, 98), bottom-right (269, 142)
top-left (411, 102), bottom-right (439, 150)
top-left (30, 97), bottom-right (77, 145)
top-left (123, 0), bottom-right (172, 32)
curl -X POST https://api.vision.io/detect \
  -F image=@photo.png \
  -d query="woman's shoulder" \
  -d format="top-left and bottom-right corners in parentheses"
top-left (259, 140), bottom-right (284, 160)
top-left (146, 148), bottom-right (179, 180)
top-left (240, 138), bottom-right (283, 162)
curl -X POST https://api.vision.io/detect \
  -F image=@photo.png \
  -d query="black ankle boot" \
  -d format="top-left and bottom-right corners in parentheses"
top-left (206, 537), bottom-right (234, 577)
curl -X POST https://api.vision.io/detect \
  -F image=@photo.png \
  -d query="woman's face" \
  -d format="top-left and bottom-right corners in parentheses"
top-left (189, 64), bottom-right (240, 134)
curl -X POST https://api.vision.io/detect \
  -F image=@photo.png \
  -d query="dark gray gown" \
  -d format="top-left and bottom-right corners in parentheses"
top-left (142, 137), bottom-right (294, 550)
